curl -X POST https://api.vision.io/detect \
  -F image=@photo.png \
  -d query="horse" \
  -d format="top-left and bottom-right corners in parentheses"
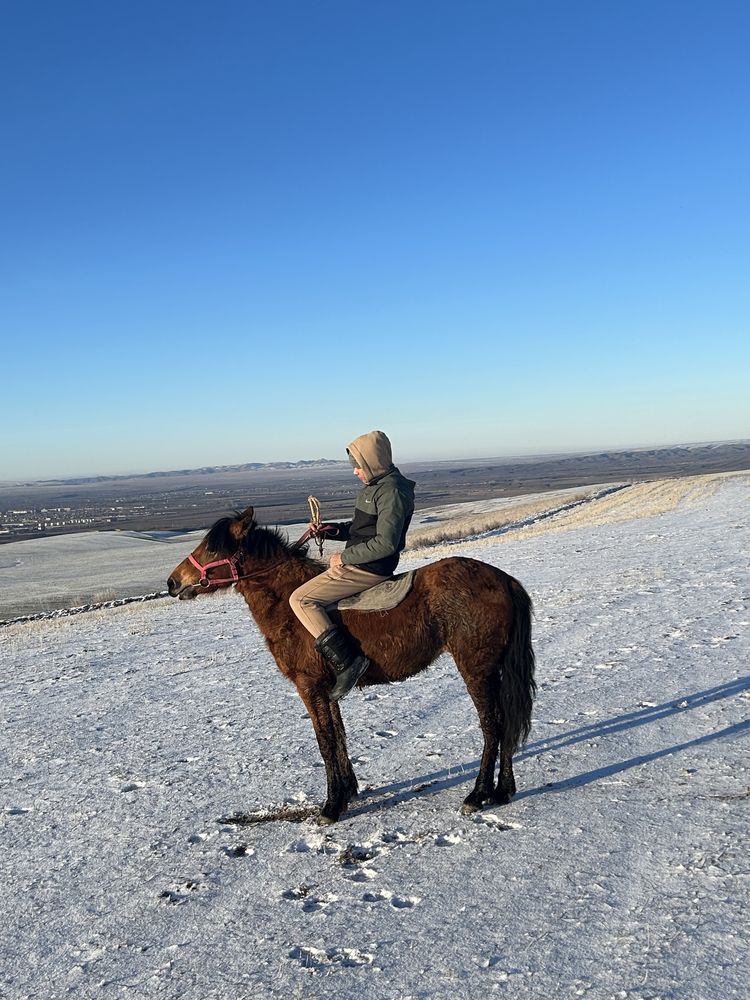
top-left (167, 506), bottom-right (536, 824)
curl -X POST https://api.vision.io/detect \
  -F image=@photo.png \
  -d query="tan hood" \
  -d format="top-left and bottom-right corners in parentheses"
top-left (346, 430), bottom-right (393, 483)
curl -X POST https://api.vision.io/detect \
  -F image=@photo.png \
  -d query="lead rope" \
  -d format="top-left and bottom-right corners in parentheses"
top-left (307, 495), bottom-right (324, 558)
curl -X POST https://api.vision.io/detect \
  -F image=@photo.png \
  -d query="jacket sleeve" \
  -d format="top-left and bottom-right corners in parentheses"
top-left (340, 484), bottom-right (410, 567)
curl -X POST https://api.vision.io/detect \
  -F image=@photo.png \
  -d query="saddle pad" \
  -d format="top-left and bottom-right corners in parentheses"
top-left (337, 570), bottom-right (415, 612)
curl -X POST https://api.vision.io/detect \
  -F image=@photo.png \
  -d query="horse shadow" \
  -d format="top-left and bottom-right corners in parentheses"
top-left (347, 674), bottom-right (750, 818)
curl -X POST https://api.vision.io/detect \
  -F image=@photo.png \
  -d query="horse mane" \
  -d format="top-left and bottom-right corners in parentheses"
top-left (205, 515), bottom-right (310, 561)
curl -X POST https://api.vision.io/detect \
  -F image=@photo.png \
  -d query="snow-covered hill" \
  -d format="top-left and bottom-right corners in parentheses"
top-left (2, 474), bottom-right (748, 999)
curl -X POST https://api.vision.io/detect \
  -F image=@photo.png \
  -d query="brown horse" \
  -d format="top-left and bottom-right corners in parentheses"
top-left (167, 506), bottom-right (536, 823)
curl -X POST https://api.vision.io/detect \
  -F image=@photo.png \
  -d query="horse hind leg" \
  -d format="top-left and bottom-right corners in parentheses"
top-left (496, 711), bottom-right (517, 804)
top-left (459, 671), bottom-right (501, 814)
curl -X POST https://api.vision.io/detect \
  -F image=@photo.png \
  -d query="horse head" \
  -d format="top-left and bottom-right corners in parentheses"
top-left (167, 506), bottom-right (256, 599)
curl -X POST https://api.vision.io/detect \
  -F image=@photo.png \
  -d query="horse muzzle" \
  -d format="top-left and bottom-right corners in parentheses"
top-left (167, 576), bottom-right (198, 600)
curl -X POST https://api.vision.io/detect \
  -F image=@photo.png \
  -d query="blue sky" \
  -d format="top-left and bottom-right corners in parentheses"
top-left (2, 1), bottom-right (748, 479)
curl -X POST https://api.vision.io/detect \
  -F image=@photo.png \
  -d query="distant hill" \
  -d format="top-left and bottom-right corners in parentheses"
top-left (29, 458), bottom-right (344, 487)
top-left (9, 439), bottom-right (750, 490)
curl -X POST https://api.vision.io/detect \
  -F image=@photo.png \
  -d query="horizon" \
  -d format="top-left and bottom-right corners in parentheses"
top-left (2, 3), bottom-right (749, 480)
top-left (4, 435), bottom-right (749, 486)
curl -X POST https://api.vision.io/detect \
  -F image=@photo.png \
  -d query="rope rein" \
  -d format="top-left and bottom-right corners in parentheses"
top-left (307, 495), bottom-right (325, 558)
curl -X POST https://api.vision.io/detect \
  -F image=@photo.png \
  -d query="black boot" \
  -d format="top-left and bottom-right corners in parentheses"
top-left (315, 626), bottom-right (371, 702)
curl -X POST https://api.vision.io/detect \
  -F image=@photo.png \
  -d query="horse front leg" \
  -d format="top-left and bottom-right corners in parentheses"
top-left (331, 700), bottom-right (358, 800)
top-left (297, 684), bottom-right (352, 824)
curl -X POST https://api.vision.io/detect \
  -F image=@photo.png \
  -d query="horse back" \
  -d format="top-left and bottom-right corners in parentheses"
top-left (339, 556), bottom-right (517, 683)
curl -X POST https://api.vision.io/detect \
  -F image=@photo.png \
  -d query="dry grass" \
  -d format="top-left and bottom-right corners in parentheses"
top-left (406, 490), bottom-right (594, 551)
top-left (518, 474), bottom-right (725, 535)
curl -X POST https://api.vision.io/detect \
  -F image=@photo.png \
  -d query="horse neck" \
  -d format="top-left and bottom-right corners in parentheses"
top-left (235, 553), bottom-right (323, 630)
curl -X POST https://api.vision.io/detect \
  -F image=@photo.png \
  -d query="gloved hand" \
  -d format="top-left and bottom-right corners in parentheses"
top-left (310, 523), bottom-right (340, 538)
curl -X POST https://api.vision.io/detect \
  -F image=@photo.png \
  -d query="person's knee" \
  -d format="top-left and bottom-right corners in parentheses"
top-left (290, 584), bottom-right (322, 618)
top-left (289, 585), bottom-right (305, 616)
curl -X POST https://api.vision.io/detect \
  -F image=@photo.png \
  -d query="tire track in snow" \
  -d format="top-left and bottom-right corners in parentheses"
top-left (444, 483), bottom-right (632, 545)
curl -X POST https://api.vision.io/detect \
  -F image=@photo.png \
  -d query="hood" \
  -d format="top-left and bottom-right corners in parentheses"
top-left (346, 430), bottom-right (393, 483)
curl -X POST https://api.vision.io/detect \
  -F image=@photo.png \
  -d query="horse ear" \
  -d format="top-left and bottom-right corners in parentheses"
top-left (231, 506), bottom-right (256, 539)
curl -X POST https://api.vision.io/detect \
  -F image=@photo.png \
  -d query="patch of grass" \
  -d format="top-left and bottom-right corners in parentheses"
top-left (407, 492), bottom-right (591, 550)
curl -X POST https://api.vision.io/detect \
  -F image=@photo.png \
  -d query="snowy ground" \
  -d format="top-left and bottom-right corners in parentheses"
top-left (1, 473), bottom-right (749, 999)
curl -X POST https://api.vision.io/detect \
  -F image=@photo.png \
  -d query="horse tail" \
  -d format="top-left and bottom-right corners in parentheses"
top-left (499, 576), bottom-right (537, 751)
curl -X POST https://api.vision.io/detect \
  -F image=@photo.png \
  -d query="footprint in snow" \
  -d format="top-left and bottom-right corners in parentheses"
top-left (434, 832), bottom-right (463, 846)
top-left (300, 895), bottom-right (336, 914)
top-left (282, 885), bottom-right (314, 901)
top-left (188, 832), bottom-right (214, 845)
top-left (363, 889), bottom-right (420, 908)
top-left (474, 814), bottom-right (522, 831)
top-left (281, 886), bottom-right (337, 912)
top-left (338, 843), bottom-right (381, 865)
top-left (391, 895), bottom-right (420, 909)
top-left (347, 867), bottom-right (378, 883)
top-left (221, 843), bottom-right (254, 858)
top-left (288, 945), bottom-right (374, 967)
top-left (375, 729), bottom-right (398, 738)
top-left (287, 838), bottom-right (317, 853)
top-left (336, 843), bottom-right (381, 882)
top-left (120, 781), bottom-right (146, 793)
top-left (159, 880), bottom-right (210, 904)
top-left (362, 889), bottom-right (391, 902)
top-left (287, 835), bottom-right (341, 855)
top-left (380, 829), bottom-right (412, 844)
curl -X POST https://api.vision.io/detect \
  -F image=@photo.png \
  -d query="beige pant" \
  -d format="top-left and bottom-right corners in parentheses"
top-left (289, 564), bottom-right (389, 638)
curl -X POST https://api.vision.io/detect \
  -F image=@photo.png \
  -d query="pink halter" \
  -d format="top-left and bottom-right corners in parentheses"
top-left (188, 552), bottom-right (241, 588)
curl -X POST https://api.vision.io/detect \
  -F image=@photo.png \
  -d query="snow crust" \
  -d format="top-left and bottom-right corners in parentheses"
top-left (1, 475), bottom-right (748, 999)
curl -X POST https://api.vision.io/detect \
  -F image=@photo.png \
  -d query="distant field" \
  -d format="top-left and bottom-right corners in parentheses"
top-left (2, 440), bottom-right (748, 544)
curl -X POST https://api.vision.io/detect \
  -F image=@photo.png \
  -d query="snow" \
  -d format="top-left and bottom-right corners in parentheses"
top-left (0, 529), bottom-right (205, 621)
top-left (1, 474), bottom-right (749, 999)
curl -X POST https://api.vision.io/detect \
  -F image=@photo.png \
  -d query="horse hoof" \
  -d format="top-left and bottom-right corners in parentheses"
top-left (460, 801), bottom-right (482, 815)
top-left (317, 801), bottom-right (348, 825)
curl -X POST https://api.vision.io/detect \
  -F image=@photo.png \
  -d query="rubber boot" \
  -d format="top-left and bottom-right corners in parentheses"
top-left (315, 626), bottom-right (371, 702)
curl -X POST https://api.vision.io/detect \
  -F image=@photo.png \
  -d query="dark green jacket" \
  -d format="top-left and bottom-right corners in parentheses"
top-left (335, 466), bottom-right (415, 576)
top-left (326, 431), bottom-right (415, 576)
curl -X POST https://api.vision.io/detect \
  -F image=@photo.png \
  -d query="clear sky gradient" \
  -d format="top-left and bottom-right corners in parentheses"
top-left (2, 1), bottom-right (748, 479)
